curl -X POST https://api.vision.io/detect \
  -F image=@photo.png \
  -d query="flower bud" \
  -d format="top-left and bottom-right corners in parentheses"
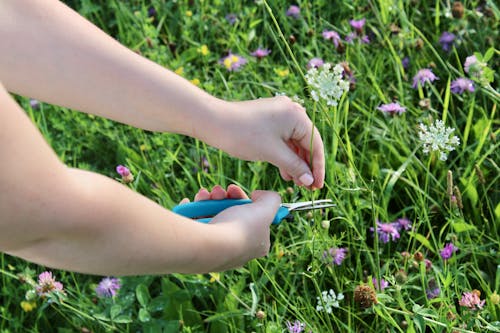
top-left (321, 220), bottom-right (330, 229)
top-left (452, 2), bottom-right (464, 19)
top-left (490, 291), bottom-right (500, 305)
top-left (256, 310), bottom-right (266, 319)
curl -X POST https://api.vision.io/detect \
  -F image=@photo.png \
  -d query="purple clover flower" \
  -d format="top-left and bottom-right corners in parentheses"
top-left (286, 5), bottom-right (301, 19)
top-left (219, 52), bottom-right (247, 71)
top-left (306, 57), bottom-right (324, 69)
top-left (322, 30), bottom-right (341, 48)
top-left (377, 102), bottom-right (406, 115)
top-left (370, 221), bottom-right (400, 243)
top-left (323, 247), bottom-right (348, 266)
top-left (395, 218), bottom-right (412, 231)
top-left (250, 47), bottom-right (271, 59)
top-left (349, 18), bottom-right (366, 33)
top-left (450, 78), bottom-right (475, 94)
top-left (401, 56), bottom-right (410, 69)
top-left (438, 31), bottom-right (456, 52)
top-left (464, 55), bottom-right (477, 74)
top-left (372, 277), bottom-right (389, 290)
top-left (286, 320), bottom-right (306, 333)
top-left (426, 287), bottom-right (441, 299)
top-left (412, 68), bottom-right (439, 89)
top-left (225, 13), bottom-right (238, 25)
top-left (116, 165), bottom-right (131, 177)
top-left (96, 277), bottom-right (121, 298)
top-left (440, 242), bottom-right (457, 260)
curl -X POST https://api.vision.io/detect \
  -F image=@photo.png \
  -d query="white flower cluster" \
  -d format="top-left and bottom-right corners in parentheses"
top-left (418, 120), bottom-right (460, 161)
top-left (316, 289), bottom-right (344, 313)
top-left (305, 63), bottom-right (350, 106)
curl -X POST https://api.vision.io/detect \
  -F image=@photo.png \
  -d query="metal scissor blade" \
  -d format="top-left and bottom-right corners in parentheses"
top-left (283, 199), bottom-right (336, 211)
top-left (292, 203), bottom-right (337, 211)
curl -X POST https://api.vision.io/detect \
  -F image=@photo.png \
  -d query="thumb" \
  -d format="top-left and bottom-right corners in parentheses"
top-left (250, 190), bottom-right (282, 224)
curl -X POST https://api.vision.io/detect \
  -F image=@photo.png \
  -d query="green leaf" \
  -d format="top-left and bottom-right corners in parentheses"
top-left (409, 232), bottom-right (434, 252)
top-left (138, 308), bottom-right (152, 323)
top-left (113, 315), bottom-right (133, 324)
top-left (414, 314), bottom-right (425, 333)
top-left (110, 304), bottom-right (122, 320)
top-left (136, 284), bottom-right (151, 308)
top-left (483, 47), bottom-right (495, 62)
top-left (451, 220), bottom-right (477, 233)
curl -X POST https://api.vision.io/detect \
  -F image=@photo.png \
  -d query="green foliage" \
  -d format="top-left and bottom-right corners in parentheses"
top-left (2, 0), bottom-right (499, 332)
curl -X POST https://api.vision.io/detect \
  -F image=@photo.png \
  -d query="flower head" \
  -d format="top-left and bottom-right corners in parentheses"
top-left (286, 5), bottom-right (301, 19)
top-left (401, 56), bottom-right (410, 69)
top-left (286, 320), bottom-right (306, 333)
top-left (316, 289), bottom-right (344, 313)
top-left (36, 271), bottom-right (64, 297)
top-left (349, 18), bottom-right (366, 33)
top-left (372, 277), bottom-right (389, 290)
top-left (370, 221), bottom-right (400, 243)
top-left (450, 78), bottom-right (475, 94)
top-left (427, 287), bottom-right (441, 299)
top-left (250, 47), bottom-right (271, 59)
top-left (116, 165), bottom-right (134, 183)
top-left (412, 68), bottom-right (439, 88)
top-left (418, 120), bottom-right (460, 161)
top-left (395, 218), bottom-right (412, 231)
top-left (377, 102), bottom-right (406, 115)
top-left (322, 30), bottom-right (341, 48)
top-left (464, 55), bottom-right (478, 74)
top-left (225, 13), bottom-right (238, 25)
top-left (219, 53), bottom-right (247, 71)
top-left (20, 301), bottom-right (37, 312)
top-left (459, 290), bottom-right (485, 310)
top-left (354, 284), bottom-right (377, 308)
top-left (439, 31), bottom-right (456, 52)
top-left (306, 57), bottom-right (324, 69)
top-left (95, 277), bottom-right (121, 298)
top-left (440, 242), bottom-right (457, 260)
top-left (323, 247), bottom-right (348, 266)
top-left (305, 63), bottom-right (350, 106)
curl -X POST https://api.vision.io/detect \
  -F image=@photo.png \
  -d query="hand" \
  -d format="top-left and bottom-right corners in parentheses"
top-left (207, 96), bottom-right (325, 189)
top-left (179, 185), bottom-right (281, 271)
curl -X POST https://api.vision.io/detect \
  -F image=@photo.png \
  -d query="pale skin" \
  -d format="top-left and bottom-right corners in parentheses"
top-left (0, 0), bottom-right (325, 276)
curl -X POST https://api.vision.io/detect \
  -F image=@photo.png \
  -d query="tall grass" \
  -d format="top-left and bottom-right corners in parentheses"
top-left (1, 0), bottom-right (499, 332)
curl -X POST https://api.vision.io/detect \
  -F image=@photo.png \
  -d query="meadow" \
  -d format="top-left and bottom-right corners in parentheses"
top-left (1, 0), bottom-right (499, 332)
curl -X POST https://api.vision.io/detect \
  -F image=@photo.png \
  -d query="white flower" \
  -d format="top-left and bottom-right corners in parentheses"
top-left (305, 63), bottom-right (349, 106)
top-left (418, 120), bottom-right (460, 161)
top-left (316, 289), bottom-right (344, 313)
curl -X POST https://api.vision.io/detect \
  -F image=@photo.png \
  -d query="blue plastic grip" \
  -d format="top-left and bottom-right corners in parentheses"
top-left (172, 199), bottom-right (289, 225)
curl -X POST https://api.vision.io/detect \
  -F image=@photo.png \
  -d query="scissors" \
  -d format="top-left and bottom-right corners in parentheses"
top-left (172, 199), bottom-right (336, 225)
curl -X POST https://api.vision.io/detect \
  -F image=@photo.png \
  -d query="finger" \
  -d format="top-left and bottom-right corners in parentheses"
top-left (194, 188), bottom-right (210, 201)
top-left (179, 198), bottom-right (190, 204)
top-left (279, 167), bottom-right (293, 181)
top-left (227, 184), bottom-right (249, 199)
top-left (210, 185), bottom-right (227, 200)
top-left (273, 142), bottom-right (314, 187)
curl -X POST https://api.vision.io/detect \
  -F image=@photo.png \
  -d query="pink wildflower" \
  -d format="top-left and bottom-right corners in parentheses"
top-left (250, 47), bottom-right (271, 59)
top-left (459, 291), bottom-right (485, 310)
top-left (377, 102), bottom-right (406, 115)
top-left (36, 271), bottom-right (64, 297)
top-left (286, 5), bottom-right (301, 19)
top-left (219, 52), bottom-right (247, 71)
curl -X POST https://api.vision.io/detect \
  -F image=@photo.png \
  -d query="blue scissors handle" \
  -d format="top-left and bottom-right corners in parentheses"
top-left (172, 199), bottom-right (290, 225)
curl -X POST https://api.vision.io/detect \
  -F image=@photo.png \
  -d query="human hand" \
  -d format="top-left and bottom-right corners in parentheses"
top-left (206, 96), bottom-right (325, 189)
top-left (178, 184), bottom-right (280, 271)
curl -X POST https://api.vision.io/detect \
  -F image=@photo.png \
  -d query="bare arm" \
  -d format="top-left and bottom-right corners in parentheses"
top-left (0, 0), bottom-right (324, 188)
top-left (0, 84), bottom-right (280, 275)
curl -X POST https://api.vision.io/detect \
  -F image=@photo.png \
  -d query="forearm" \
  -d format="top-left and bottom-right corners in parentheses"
top-left (7, 168), bottom-right (237, 276)
top-left (0, 0), bottom-right (223, 137)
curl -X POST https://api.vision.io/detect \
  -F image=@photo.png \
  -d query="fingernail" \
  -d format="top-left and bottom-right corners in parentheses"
top-left (299, 173), bottom-right (314, 186)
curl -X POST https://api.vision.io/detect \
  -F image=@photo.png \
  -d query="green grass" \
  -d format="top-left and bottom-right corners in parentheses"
top-left (1, 0), bottom-right (499, 332)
